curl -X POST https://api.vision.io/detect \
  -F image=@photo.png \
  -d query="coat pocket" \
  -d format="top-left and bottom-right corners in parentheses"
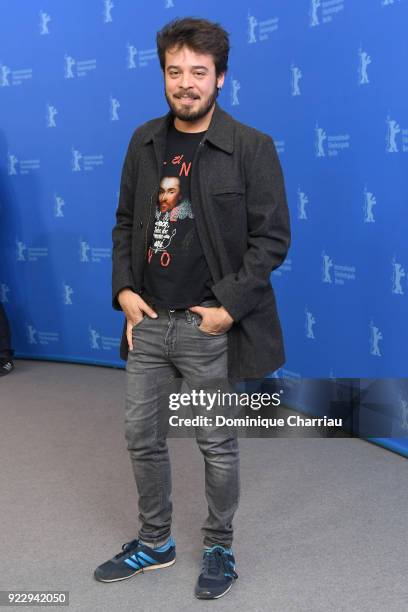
top-left (211, 185), bottom-right (245, 202)
top-left (211, 186), bottom-right (246, 229)
top-left (209, 185), bottom-right (247, 259)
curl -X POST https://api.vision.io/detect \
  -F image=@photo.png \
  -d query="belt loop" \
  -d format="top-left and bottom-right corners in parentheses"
top-left (185, 309), bottom-right (192, 323)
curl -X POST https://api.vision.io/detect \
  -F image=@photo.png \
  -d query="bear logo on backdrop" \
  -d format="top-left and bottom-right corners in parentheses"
top-left (103, 0), bottom-right (114, 24)
top-left (358, 48), bottom-right (371, 85)
top-left (305, 309), bottom-right (316, 340)
top-left (110, 96), bottom-right (120, 121)
top-left (46, 104), bottom-right (58, 128)
top-left (391, 258), bottom-right (406, 295)
top-left (385, 115), bottom-right (408, 153)
top-left (297, 189), bottom-right (309, 220)
top-left (291, 64), bottom-right (302, 96)
top-left (39, 11), bottom-right (51, 35)
top-left (230, 78), bottom-right (240, 106)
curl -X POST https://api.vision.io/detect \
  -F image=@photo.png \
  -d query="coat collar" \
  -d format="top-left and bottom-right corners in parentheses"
top-left (141, 101), bottom-right (234, 154)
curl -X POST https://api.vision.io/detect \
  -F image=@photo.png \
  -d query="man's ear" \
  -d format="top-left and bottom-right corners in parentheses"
top-left (217, 72), bottom-right (226, 89)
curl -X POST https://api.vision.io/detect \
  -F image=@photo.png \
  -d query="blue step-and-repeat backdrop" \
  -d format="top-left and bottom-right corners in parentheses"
top-left (0, 1), bottom-right (407, 453)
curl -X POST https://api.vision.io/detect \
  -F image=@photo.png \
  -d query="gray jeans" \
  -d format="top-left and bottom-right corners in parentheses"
top-left (124, 300), bottom-right (240, 548)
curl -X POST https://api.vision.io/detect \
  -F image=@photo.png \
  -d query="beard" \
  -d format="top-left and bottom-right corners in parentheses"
top-left (165, 84), bottom-right (219, 122)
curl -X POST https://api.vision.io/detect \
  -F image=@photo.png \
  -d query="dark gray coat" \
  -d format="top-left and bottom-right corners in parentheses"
top-left (112, 101), bottom-right (291, 379)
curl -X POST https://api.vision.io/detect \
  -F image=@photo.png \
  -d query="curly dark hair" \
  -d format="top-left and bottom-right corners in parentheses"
top-left (156, 17), bottom-right (230, 77)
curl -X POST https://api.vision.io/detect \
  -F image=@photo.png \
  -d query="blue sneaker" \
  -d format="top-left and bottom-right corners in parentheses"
top-left (194, 545), bottom-right (238, 599)
top-left (94, 537), bottom-right (176, 582)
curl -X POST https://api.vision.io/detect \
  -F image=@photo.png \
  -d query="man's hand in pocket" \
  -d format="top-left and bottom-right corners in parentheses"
top-left (118, 289), bottom-right (158, 350)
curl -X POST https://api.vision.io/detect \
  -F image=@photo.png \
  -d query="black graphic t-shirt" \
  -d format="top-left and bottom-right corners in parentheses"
top-left (142, 122), bottom-right (214, 308)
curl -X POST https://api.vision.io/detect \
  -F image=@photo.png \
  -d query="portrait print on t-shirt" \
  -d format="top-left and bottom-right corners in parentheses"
top-left (147, 173), bottom-right (194, 269)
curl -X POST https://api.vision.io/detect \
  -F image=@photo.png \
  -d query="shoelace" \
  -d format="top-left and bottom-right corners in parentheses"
top-left (203, 546), bottom-right (238, 579)
top-left (114, 539), bottom-right (147, 573)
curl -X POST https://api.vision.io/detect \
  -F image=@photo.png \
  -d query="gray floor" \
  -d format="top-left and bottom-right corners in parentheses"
top-left (1, 359), bottom-right (407, 612)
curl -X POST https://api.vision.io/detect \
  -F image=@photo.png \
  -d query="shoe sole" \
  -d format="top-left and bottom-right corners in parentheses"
top-left (194, 582), bottom-right (234, 600)
top-left (94, 558), bottom-right (176, 583)
top-left (0, 369), bottom-right (14, 376)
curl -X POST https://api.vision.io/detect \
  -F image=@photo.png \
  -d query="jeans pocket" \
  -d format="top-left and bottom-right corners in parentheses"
top-left (132, 314), bottom-right (148, 332)
top-left (192, 314), bottom-right (228, 337)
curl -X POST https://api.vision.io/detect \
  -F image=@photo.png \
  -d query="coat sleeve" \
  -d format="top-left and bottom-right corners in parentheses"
top-left (111, 132), bottom-right (139, 311)
top-left (211, 134), bottom-right (291, 322)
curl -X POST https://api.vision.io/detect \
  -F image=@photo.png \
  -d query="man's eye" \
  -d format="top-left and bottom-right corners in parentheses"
top-left (195, 72), bottom-right (205, 77)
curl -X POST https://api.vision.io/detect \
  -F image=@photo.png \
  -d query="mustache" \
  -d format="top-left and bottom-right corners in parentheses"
top-left (174, 92), bottom-right (200, 99)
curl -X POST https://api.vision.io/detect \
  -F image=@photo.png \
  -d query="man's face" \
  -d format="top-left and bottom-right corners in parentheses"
top-left (164, 45), bottom-right (225, 122)
top-left (159, 176), bottom-right (181, 212)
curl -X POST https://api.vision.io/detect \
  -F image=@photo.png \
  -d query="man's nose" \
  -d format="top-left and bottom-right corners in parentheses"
top-left (180, 73), bottom-right (194, 90)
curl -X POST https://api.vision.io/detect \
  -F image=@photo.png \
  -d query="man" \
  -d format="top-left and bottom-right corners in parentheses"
top-left (94, 17), bottom-right (290, 600)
